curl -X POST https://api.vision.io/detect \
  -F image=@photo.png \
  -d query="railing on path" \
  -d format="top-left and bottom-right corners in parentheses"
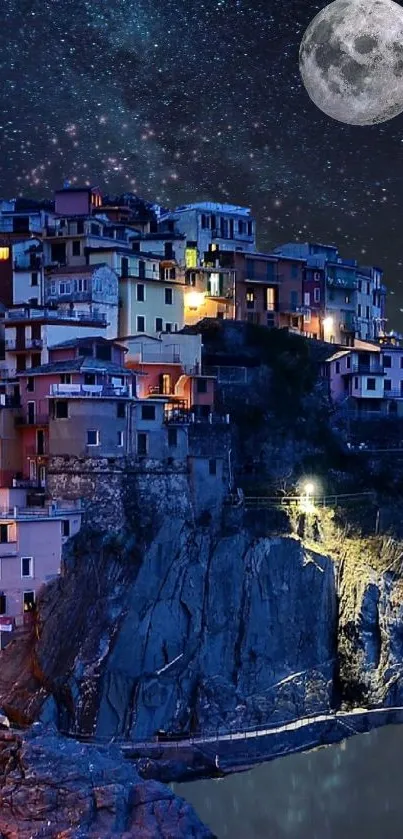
top-left (241, 491), bottom-right (376, 509)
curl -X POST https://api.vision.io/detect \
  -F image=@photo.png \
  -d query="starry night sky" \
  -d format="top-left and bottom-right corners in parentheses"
top-left (2, 0), bottom-right (403, 328)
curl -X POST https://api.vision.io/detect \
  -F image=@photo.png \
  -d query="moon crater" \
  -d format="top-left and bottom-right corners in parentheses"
top-left (299, 0), bottom-right (403, 124)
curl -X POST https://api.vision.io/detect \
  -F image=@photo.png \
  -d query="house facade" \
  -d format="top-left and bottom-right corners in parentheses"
top-left (327, 345), bottom-right (403, 416)
top-left (0, 488), bottom-right (81, 619)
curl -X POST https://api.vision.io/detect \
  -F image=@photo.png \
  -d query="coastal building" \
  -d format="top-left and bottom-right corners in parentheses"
top-left (0, 487), bottom-right (81, 619)
top-left (16, 337), bottom-right (134, 475)
top-left (327, 344), bottom-right (403, 416)
top-left (44, 263), bottom-right (119, 339)
top-left (159, 202), bottom-right (257, 261)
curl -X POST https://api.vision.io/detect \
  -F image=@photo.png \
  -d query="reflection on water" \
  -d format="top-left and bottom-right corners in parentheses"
top-left (175, 725), bottom-right (403, 838)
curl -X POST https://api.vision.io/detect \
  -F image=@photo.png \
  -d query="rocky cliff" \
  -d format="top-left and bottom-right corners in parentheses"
top-left (0, 725), bottom-right (214, 838)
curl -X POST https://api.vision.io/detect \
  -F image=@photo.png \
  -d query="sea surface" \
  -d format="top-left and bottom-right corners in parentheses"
top-left (175, 725), bottom-right (403, 838)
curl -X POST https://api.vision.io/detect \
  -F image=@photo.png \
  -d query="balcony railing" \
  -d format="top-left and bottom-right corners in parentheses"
top-left (49, 383), bottom-right (131, 398)
top-left (15, 413), bottom-right (49, 427)
top-left (5, 308), bottom-right (107, 324)
top-left (383, 389), bottom-right (403, 399)
top-left (350, 361), bottom-right (383, 374)
top-left (0, 501), bottom-right (81, 520)
top-left (164, 409), bottom-right (230, 425)
top-left (5, 338), bottom-right (43, 351)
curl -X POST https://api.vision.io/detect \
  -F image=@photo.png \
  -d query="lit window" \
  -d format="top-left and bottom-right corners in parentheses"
top-left (266, 288), bottom-right (275, 311)
top-left (0, 248), bottom-right (9, 261)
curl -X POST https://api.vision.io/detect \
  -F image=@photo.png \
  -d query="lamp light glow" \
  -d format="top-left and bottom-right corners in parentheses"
top-left (323, 316), bottom-right (334, 331)
top-left (186, 291), bottom-right (205, 309)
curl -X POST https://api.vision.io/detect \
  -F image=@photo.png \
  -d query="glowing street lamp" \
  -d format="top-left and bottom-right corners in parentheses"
top-left (300, 480), bottom-right (316, 513)
top-left (186, 291), bottom-right (205, 310)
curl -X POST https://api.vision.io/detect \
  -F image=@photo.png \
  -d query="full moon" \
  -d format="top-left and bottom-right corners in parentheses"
top-left (299, 0), bottom-right (403, 125)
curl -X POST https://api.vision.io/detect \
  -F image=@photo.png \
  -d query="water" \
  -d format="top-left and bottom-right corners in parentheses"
top-left (175, 725), bottom-right (403, 838)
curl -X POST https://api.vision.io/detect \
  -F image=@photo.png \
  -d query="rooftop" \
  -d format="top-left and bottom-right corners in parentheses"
top-left (21, 356), bottom-right (132, 377)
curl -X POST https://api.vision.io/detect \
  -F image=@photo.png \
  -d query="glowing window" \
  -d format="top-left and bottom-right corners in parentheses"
top-left (0, 247), bottom-right (9, 261)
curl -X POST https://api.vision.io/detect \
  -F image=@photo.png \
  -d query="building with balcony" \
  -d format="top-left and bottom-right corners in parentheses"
top-left (17, 337), bottom-right (134, 477)
top-left (0, 487), bottom-right (81, 619)
top-left (326, 346), bottom-right (403, 416)
top-left (3, 306), bottom-right (109, 382)
top-left (159, 202), bottom-right (257, 263)
top-left (44, 263), bottom-right (119, 339)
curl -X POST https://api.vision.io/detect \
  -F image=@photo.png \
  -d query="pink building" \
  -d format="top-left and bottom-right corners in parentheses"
top-left (327, 345), bottom-right (403, 416)
top-left (0, 488), bottom-right (81, 620)
top-left (17, 337), bottom-right (134, 482)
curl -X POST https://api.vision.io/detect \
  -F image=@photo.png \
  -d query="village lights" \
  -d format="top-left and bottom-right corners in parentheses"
top-left (299, 480), bottom-right (317, 513)
top-left (322, 316), bottom-right (334, 332)
top-left (186, 291), bottom-right (205, 310)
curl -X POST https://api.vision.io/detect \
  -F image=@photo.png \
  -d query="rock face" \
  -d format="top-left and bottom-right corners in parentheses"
top-left (32, 520), bottom-right (338, 739)
top-left (0, 725), bottom-right (215, 838)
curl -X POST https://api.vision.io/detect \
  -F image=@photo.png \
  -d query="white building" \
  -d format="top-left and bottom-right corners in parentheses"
top-left (159, 202), bottom-right (257, 264)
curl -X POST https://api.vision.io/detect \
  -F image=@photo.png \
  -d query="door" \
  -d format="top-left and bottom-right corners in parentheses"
top-left (29, 460), bottom-right (37, 481)
top-left (39, 465), bottom-right (46, 487)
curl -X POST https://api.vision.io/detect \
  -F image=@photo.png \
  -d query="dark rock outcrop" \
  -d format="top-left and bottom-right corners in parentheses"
top-left (0, 725), bottom-right (215, 838)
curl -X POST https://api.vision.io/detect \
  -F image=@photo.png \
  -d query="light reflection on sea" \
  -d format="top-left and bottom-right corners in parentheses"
top-left (174, 725), bottom-right (402, 838)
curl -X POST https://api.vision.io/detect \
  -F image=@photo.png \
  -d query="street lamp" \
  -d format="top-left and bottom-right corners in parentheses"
top-left (186, 291), bottom-right (205, 310)
top-left (300, 480), bottom-right (316, 513)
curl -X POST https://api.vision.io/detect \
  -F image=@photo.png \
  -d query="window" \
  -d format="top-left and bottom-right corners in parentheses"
top-left (116, 402), bottom-right (125, 418)
top-left (164, 242), bottom-right (174, 259)
top-left (201, 214), bottom-right (207, 229)
top-left (367, 378), bottom-right (376, 391)
top-left (345, 294), bottom-right (351, 304)
top-left (55, 400), bottom-right (68, 419)
top-left (23, 591), bottom-right (35, 612)
top-left (165, 322), bottom-right (172, 333)
top-left (247, 221), bottom-right (253, 237)
top-left (165, 288), bottom-right (173, 305)
top-left (27, 378), bottom-right (34, 392)
top-left (197, 378), bottom-right (208, 394)
top-left (84, 373), bottom-right (96, 385)
top-left (266, 288), bottom-right (275, 311)
top-left (72, 240), bottom-right (81, 256)
top-left (346, 356), bottom-right (351, 369)
top-left (0, 594), bottom-right (6, 614)
top-left (209, 458), bottom-right (217, 475)
top-left (238, 220), bottom-right (245, 234)
top-left (314, 287), bottom-right (320, 303)
top-left (245, 260), bottom-right (255, 279)
top-left (62, 520), bottom-right (70, 538)
top-left (290, 290), bottom-right (298, 310)
top-left (304, 292), bottom-right (310, 306)
top-left (384, 379), bottom-right (392, 391)
top-left (357, 303), bottom-right (362, 317)
top-left (137, 315), bottom-right (145, 332)
top-left (155, 317), bottom-right (163, 332)
top-left (0, 247), bottom-right (9, 261)
top-left (291, 264), bottom-right (299, 279)
top-left (246, 290), bottom-right (255, 310)
top-left (137, 284), bottom-right (145, 302)
top-left (384, 355), bottom-right (392, 368)
top-left (121, 257), bottom-right (129, 277)
top-left (0, 525), bottom-right (8, 544)
top-left (117, 430), bottom-right (124, 447)
top-left (77, 220), bottom-right (84, 235)
top-left (21, 556), bottom-right (33, 578)
top-left (87, 429), bottom-right (99, 446)
top-left (141, 404), bottom-right (156, 421)
top-left (59, 282), bottom-right (71, 295)
top-left (31, 353), bottom-right (41, 368)
top-left (72, 278), bottom-right (88, 293)
top-left (354, 377), bottom-right (359, 388)
top-left (137, 432), bottom-right (148, 455)
top-left (60, 374), bottom-right (71, 384)
top-left (335, 361), bottom-right (340, 374)
top-left (168, 428), bottom-right (178, 447)
top-left (31, 272), bottom-right (38, 286)
top-left (304, 311), bottom-right (311, 323)
top-left (401, 357), bottom-right (403, 369)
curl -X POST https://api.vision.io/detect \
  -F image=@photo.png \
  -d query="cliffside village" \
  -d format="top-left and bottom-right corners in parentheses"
top-left (0, 183), bottom-right (399, 627)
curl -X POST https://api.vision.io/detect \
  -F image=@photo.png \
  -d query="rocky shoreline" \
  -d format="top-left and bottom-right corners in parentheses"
top-left (0, 724), bottom-right (215, 838)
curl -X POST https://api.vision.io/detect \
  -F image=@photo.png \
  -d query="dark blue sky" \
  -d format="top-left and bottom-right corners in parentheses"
top-left (1, 0), bottom-right (403, 327)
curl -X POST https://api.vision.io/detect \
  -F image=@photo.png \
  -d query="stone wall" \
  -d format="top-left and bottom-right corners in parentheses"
top-left (47, 455), bottom-right (193, 532)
